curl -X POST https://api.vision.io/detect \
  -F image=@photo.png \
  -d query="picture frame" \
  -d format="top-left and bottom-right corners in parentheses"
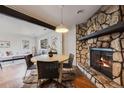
top-left (0, 41), bottom-right (10, 48)
top-left (40, 39), bottom-right (48, 49)
top-left (22, 40), bottom-right (30, 49)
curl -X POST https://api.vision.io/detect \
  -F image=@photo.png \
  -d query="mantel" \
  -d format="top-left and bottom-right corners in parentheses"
top-left (79, 22), bottom-right (124, 41)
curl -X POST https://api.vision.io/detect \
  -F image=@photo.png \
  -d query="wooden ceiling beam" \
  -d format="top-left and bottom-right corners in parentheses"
top-left (0, 5), bottom-right (56, 30)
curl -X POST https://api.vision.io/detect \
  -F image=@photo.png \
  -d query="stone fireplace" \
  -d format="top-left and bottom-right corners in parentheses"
top-left (90, 48), bottom-right (113, 79)
top-left (76, 5), bottom-right (124, 87)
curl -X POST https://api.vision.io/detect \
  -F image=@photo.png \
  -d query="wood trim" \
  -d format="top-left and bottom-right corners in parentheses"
top-left (79, 22), bottom-right (124, 41)
top-left (0, 5), bottom-right (56, 30)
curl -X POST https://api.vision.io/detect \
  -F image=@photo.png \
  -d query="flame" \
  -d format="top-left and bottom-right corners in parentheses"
top-left (100, 57), bottom-right (110, 68)
top-left (102, 62), bottom-right (110, 67)
top-left (101, 57), bottom-right (105, 61)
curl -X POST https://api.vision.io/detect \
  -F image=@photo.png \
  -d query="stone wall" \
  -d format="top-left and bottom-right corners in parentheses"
top-left (76, 5), bottom-right (124, 87)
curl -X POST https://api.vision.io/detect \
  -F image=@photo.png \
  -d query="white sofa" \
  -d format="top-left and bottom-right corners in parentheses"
top-left (0, 50), bottom-right (31, 62)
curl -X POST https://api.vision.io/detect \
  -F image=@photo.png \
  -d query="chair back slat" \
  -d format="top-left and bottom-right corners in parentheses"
top-left (37, 61), bottom-right (60, 79)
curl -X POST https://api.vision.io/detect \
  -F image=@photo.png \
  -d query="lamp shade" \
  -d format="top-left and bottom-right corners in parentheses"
top-left (55, 24), bottom-right (69, 33)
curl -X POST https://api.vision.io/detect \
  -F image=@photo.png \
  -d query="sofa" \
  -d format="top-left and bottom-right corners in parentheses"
top-left (0, 51), bottom-right (31, 62)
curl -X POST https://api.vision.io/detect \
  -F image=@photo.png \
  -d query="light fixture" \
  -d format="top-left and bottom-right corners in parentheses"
top-left (55, 5), bottom-right (69, 33)
top-left (77, 9), bottom-right (84, 14)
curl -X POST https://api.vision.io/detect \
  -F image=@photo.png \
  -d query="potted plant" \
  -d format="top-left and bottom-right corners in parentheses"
top-left (48, 45), bottom-right (53, 57)
top-left (48, 37), bottom-right (58, 57)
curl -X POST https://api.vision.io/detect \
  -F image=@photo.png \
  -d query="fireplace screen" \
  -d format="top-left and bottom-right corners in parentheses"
top-left (90, 48), bottom-right (114, 79)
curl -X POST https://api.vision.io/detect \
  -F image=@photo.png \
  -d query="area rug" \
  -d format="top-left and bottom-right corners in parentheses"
top-left (22, 70), bottom-right (75, 88)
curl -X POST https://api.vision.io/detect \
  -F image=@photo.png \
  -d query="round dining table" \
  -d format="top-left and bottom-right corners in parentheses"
top-left (31, 54), bottom-right (69, 83)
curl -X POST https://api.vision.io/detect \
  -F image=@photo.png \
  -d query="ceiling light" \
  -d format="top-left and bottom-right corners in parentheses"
top-left (77, 9), bottom-right (84, 14)
top-left (55, 5), bottom-right (69, 33)
top-left (55, 24), bottom-right (68, 33)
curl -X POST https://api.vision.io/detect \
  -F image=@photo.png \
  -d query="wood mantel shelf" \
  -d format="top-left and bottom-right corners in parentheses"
top-left (79, 22), bottom-right (124, 41)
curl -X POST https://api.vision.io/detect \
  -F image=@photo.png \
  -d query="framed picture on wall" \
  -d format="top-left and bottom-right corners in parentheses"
top-left (51, 36), bottom-right (58, 52)
top-left (0, 41), bottom-right (10, 48)
top-left (40, 39), bottom-right (48, 49)
top-left (22, 40), bottom-right (29, 49)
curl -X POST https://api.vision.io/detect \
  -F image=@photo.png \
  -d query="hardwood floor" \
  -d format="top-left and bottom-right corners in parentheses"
top-left (72, 68), bottom-right (96, 88)
top-left (0, 60), bottom-right (26, 88)
top-left (0, 60), bottom-right (96, 88)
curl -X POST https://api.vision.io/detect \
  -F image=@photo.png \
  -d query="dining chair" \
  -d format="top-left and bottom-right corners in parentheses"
top-left (37, 61), bottom-right (66, 88)
top-left (62, 53), bottom-right (75, 76)
top-left (63, 53), bottom-right (74, 68)
top-left (0, 62), bottom-right (2, 70)
top-left (24, 54), bottom-right (36, 79)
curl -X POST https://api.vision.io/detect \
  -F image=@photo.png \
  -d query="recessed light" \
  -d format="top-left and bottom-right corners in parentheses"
top-left (77, 9), bottom-right (84, 14)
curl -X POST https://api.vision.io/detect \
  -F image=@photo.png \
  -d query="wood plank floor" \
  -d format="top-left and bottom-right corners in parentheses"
top-left (0, 60), bottom-right (96, 88)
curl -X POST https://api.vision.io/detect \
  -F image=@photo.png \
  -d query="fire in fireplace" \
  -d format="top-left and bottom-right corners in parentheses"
top-left (90, 48), bottom-right (114, 79)
top-left (98, 57), bottom-right (111, 68)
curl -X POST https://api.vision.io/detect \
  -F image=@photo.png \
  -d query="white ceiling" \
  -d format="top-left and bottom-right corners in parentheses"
top-left (0, 13), bottom-right (52, 37)
top-left (6, 5), bottom-right (101, 28)
top-left (1, 5), bottom-right (101, 37)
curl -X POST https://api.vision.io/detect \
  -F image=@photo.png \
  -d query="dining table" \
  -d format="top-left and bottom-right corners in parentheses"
top-left (31, 54), bottom-right (69, 83)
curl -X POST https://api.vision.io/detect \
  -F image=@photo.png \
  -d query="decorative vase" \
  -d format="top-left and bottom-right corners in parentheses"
top-left (48, 51), bottom-right (53, 57)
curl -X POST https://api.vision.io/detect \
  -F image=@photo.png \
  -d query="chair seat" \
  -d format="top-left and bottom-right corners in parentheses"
top-left (63, 63), bottom-right (72, 68)
top-left (28, 65), bottom-right (36, 70)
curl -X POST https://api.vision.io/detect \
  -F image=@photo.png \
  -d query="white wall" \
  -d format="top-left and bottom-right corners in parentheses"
top-left (0, 33), bottom-right (35, 55)
top-left (64, 25), bottom-right (76, 65)
top-left (0, 14), bottom-right (38, 56)
top-left (0, 14), bottom-right (51, 38)
top-left (0, 13), bottom-right (72, 59)
top-left (36, 31), bottom-right (62, 55)
top-left (0, 13), bottom-right (63, 56)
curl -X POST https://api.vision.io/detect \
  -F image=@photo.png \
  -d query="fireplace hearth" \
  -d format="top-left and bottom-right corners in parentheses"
top-left (90, 48), bottom-right (114, 79)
